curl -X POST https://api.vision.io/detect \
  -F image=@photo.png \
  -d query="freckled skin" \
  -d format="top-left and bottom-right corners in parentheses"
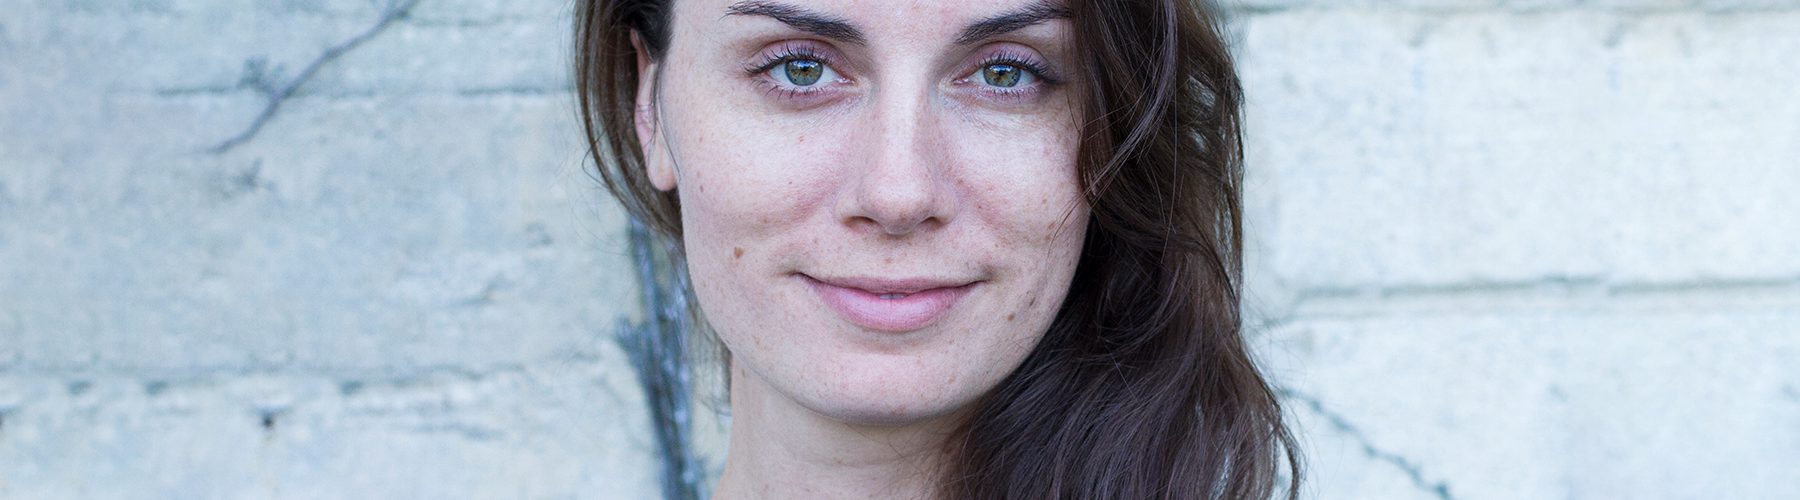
top-left (641, 0), bottom-right (1088, 432)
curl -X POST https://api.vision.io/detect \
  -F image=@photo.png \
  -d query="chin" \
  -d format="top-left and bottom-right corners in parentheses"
top-left (803, 387), bottom-right (972, 428)
top-left (791, 349), bottom-right (989, 427)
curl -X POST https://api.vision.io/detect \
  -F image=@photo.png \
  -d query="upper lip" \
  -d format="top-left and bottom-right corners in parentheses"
top-left (803, 274), bottom-right (979, 294)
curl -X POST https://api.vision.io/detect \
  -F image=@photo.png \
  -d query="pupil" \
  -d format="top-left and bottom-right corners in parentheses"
top-left (983, 64), bottom-right (1020, 88)
top-left (784, 60), bottom-right (822, 86)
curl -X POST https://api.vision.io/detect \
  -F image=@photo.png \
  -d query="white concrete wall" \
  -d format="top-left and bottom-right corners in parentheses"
top-left (1, 0), bottom-right (665, 498)
top-left (1233, 1), bottom-right (1800, 499)
top-left (1, 0), bottom-right (1794, 499)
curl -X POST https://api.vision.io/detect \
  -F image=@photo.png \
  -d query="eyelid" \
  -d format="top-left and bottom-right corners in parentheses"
top-left (744, 40), bottom-right (847, 77)
top-left (744, 40), bottom-right (855, 105)
top-left (742, 41), bottom-right (1060, 106)
top-left (951, 48), bottom-right (1056, 101)
top-left (968, 47), bottom-right (1060, 86)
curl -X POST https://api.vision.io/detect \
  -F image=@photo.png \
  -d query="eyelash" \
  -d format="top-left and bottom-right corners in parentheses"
top-left (743, 44), bottom-right (1059, 103)
top-left (745, 45), bottom-right (840, 100)
top-left (966, 51), bottom-right (1058, 101)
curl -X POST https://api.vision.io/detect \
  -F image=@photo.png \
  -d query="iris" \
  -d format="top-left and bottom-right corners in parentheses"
top-left (784, 59), bottom-right (823, 86)
top-left (981, 63), bottom-right (1022, 88)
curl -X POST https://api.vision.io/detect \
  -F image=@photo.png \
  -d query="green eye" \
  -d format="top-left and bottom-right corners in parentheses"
top-left (981, 63), bottom-right (1023, 88)
top-left (784, 59), bottom-right (823, 86)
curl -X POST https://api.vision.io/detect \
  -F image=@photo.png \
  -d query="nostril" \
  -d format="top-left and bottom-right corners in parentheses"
top-left (839, 135), bottom-right (956, 235)
top-left (852, 176), bottom-right (956, 236)
top-left (867, 211), bottom-right (938, 236)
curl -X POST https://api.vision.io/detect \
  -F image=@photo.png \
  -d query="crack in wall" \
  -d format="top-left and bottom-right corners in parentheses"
top-left (1279, 388), bottom-right (1455, 500)
top-left (207, 0), bottom-right (421, 154)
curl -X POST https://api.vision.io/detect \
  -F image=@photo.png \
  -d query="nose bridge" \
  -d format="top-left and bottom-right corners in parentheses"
top-left (848, 77), bottom-right (951, 235)
top-left (875, 85), bottom-right (934, 175)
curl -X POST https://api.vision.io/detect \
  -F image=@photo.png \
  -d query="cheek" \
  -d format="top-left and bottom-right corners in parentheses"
top-left (663, 57), bottom-right (861, 210)
top-left (946, 115), bottom-right (1086, 245)
top-left (940, 114), bottom-right (1088, 333)
top-left (662, 91), bottom-right (855, 341)
top-left (665, 109), bottom-right (847, 248)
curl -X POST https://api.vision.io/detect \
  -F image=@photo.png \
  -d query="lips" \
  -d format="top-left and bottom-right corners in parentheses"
top-left (801, 274), bottom-right (978, 332)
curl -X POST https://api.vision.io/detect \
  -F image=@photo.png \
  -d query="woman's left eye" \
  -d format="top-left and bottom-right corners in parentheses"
top-left (978, 63), bottom-right (1033, 88)
top-left (768, 58), bottom-right (840, 88)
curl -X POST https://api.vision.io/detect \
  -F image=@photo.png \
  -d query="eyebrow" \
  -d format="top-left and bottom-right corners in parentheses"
top-left (725, 1), bottom-right (867, 45)
top-left (722, 1), bottom-right (1070, 47)
top-left (954, 1), bottom-right (1070, 45)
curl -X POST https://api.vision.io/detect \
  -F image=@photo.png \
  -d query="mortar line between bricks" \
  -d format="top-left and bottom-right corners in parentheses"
top-left (1607, 276), bottom-right (1800, 296)
top-left (402, 18), bottom-right (549, 28)
top-left (155, 87), bottom-right (573, 99)
top-left (1283, 277), bottom-right (1800, 304)
top-left (1222, 4), bottom-right (1800, 16)
top-left (1245, 281), bottom-right (1800, 327)
top-left (0, 358), bottom-right (642, 447)
top-left (0, 354), bottom-right (622, 382)
top-left (456, 87), bottom-right (570, 97)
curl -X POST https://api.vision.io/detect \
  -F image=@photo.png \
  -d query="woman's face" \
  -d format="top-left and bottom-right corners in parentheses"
top-left (638, 0), bottom-right (1087, 425)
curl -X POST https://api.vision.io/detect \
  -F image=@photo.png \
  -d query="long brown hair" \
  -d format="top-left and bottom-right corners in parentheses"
top-left (575, 0), bottom-right (1301, 498)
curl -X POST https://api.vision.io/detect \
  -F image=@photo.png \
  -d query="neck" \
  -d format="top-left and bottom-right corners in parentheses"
top-left (711, 364), bottom-right (961, 500)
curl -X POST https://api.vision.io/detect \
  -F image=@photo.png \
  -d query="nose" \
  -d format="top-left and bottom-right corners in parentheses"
top-left (838, 91), bottom-right (957, 236)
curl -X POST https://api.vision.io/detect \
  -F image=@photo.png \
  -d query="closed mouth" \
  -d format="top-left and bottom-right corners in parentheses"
top-left (799, 274), bottom-right (980, 332)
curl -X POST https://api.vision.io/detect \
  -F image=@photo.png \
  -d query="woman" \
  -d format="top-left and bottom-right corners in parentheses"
top-left (575, 0), bottom-right (1300, 497)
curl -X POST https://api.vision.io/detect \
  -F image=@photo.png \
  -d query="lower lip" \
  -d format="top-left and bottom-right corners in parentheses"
top-left (802, 276), bottom-right (975, 333)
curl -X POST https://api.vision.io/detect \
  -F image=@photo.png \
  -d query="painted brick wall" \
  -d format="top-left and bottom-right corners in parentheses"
top-left (2, 0), bottom-right (1794, 499)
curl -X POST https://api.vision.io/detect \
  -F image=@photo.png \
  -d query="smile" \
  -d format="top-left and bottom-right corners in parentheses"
top-left (800, 274), bottom-right (979, 333)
